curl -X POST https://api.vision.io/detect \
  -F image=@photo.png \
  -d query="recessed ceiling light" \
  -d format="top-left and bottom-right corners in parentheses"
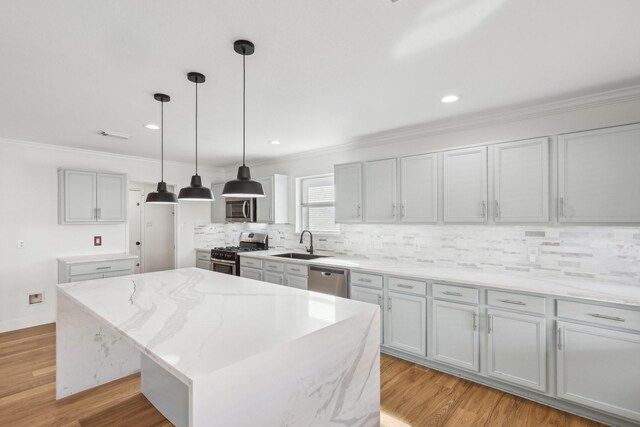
top-left (269, 140), bottom-right (281, 145)
top-left (145, 124), bottom-right (160, 130)
top-left (441, 95), bottom-right (459, 104)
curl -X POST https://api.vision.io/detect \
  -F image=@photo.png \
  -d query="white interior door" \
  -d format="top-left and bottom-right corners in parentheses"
top-left (128, 189), bottom-right (143, 274)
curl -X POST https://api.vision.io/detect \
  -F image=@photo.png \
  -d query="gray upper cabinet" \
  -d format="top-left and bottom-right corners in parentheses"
top-left (96, 173), bottom-right (127, 222)
top-left (558, 123), bottom-right (640, 223)
top-left (334, 162), bottom-right (363, 223)
top-left (365, 159), bottom-right (397, 223)
top-left (493, 138), bottom-right (549, 223)
top-left (59, 169), bottom-right (127, 224)
top-left (400, 153), bottom-right (438, 223)
top-left (256, 174), bottom-right (288, 224)
top-left (211, 183), bottom-right (226, 223)
top-left (443, 147), bottom-right (488, 223)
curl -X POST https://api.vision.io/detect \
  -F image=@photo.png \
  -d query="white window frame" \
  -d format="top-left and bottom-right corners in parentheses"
top-left (296, 173), bottom-right (340, 235)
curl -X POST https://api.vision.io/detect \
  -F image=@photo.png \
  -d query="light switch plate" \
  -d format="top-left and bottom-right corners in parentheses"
top-left (94, 236), bottom-right (102, 246)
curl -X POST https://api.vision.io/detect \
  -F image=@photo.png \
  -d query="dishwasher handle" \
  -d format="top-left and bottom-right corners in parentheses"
top-left (309, 266), bottom-right (347, 275)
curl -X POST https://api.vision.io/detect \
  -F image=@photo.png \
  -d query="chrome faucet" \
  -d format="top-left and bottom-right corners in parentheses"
top-left (299, 230), bottom-right (314, 255)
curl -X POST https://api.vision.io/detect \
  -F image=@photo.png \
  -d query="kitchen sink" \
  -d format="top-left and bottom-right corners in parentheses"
top-left (272, 253), bottom-right (330, 260)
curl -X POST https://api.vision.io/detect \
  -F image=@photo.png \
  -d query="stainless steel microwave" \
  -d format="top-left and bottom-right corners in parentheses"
top-left (225, 198), bottom-right (256, 222)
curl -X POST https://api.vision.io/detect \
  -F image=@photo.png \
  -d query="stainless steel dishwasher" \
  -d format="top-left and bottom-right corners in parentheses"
top-left (308, 266), bottom-right (348, 297)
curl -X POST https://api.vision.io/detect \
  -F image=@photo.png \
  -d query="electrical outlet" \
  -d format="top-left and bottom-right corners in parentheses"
top-left (94, 236), bottom-right (102, 246)
top-left (17, 240), bottom-right (26, 249)
top-left (527, 246), bottom-right (540, 263)
top-left (29, 293), bottom-right (44, 305)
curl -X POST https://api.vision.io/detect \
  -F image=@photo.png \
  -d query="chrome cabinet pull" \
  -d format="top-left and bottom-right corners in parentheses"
top-left (481, 200), bottom-right (486, 217)
top-left (357, 204), bottom-right (361, 217)
top-left (488, 314), bottom-right (493, 334)
top-left (401, 204), bottom-right (405, 217)
top-left (388, 297), bottom-right (392, 310)
top-left (472, 312), bottom-right (477, 331)
top-left (497, 299), bottom-right (526, 306)
top-left (96, 266), bottom-right (111, 270)
top-left (377, 295), bottom-right (382, 307)
top-left (559, 197), bottom-right (565, 217)
top-left (588, 313), bottom-right (625, 322)
top-left (495, 200), bottom-right (500, 219)
top-left (443, 291), bottom-right (463, 297)
top-left (557, 327), bottom-right (563, 351)
top-left (392, 203), bottom-right (396, 217)
top-left (359, 278), bottom-right (372, 283)
top-left (97, 208), bottom-right (101, 219)
top-left (396, 284), bottom-right (413, 289)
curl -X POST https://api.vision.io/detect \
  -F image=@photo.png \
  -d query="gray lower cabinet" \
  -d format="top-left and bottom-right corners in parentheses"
top-left (556, 321), bottom-right (640, 422)
top-left (195, 250), bottom-right (211, 270)
top-left (264, 271), bottom-right (284, 285)
top-left (285, 274), bottom-right (308, 290)
top-left (487, 309), bottom-right (546, 391)
top-left (350, 285), bottom-right (384, 343)
top-left (240, 267), bottom-right (263, 281)
top-left (431, 299), bottom-right (480, 372)
top-left (58, 257), bottom-right (135, 283)
top-left (386, 291), bottom-right (426, 356)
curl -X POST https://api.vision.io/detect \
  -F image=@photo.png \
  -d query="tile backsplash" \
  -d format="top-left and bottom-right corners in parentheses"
top-left (194, 223), bottom-right (640, 286)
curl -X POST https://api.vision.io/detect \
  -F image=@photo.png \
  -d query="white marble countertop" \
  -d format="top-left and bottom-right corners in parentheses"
top-left (57, 268), bottom-right (377, 384)
top-left (239, 250), bottom-right (640, 307)
top-left (57, 253), bottom-right (138, 264)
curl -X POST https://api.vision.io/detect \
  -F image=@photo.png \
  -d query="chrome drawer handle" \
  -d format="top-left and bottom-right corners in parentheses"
top-left (443, 291), bottom-right (463, 297)
top-left (359, 278), bottom-right (372, 283)
top-left (96, 266), bottom-right (111, 270)
top-left (396, 284), bottom-right (413, 289)
top-left (588, 313), bottom-right (625, 322)
top-left (472, 312), bottom-right (477, 331)
top-left (498, 299), bottom-right (526, 306)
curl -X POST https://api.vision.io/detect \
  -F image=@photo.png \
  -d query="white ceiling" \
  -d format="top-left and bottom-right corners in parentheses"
top-left (1, 0), bottom-right (639, 167)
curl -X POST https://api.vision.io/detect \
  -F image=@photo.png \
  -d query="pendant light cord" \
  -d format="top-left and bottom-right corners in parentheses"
top-left (195, 80), bottom-right (199, 175)
top-left (161, 100), bottom-right (164, 182)
top-left (242, 49), bottom-right (246, 166)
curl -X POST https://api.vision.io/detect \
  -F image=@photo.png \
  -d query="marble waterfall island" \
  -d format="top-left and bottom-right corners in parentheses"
top-left (56, 268), bottom-right (380, 427)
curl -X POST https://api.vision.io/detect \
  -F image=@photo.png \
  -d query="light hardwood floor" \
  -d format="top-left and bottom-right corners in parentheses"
top-left (0, 324), bottom-right (603, 427)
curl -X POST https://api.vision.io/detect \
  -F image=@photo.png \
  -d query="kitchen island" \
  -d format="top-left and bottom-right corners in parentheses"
top-left (56, 268), bottom-right (380, 427)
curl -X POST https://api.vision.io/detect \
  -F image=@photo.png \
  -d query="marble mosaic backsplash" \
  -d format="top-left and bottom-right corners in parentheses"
top-left (194, 223), bottom-right (640, 286)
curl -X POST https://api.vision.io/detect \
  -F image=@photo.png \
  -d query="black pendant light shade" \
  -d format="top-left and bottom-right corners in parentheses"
top-left (146, 93), bottom-right (178, 204)
top-left (222, 40), bottom-right (265, 198)
top-left (179, 72), bottom-right (214, 201)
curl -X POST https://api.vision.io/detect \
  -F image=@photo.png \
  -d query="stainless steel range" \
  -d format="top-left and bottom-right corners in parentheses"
top-left (210, 232), bottom-right (268, 276)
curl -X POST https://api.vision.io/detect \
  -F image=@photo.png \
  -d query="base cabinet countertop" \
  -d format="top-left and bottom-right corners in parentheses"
top-left (239, 250), bottom-right (640, 426)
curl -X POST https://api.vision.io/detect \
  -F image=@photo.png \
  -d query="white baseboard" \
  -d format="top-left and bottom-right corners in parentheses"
top-left (0, 314), bottom-right (56, 334)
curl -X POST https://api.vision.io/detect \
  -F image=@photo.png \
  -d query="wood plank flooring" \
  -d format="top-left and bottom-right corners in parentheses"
top-left (0, 324), bottom-right (603, 427)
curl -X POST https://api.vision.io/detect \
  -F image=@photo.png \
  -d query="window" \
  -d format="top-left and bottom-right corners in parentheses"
top-left (298, 174), bottom-right (339, 234)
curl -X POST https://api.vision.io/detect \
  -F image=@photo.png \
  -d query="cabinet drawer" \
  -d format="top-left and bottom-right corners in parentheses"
top-left (388, 277), bottom-right (427, 295)
top-left (351, 272), bottom-right (383, 289)
top-left (488, 290), bottom-right (545, 315)
top-left (69, 259), bottom-right (133, 276)
top-left (557, 300), bottom-right (640, 331)
top-left (263, 260), bottom-right (284, 273)
top-left (67, 272), bottom-right (105, 282)
top-left (286, 263), bottom-right (308, 277)
top-left (240, 257), bottom-right (263, 269)
top-left (196, 251), bottom-right (211, 261)
top-left (433, 283), bottom-right (478, 304)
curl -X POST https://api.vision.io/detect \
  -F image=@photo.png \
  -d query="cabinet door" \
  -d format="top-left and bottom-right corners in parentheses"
top-left (334, 163), bottom-right (363, 223)
top-left (63, 170), bottom-right (97, 223)
top-left (196, 260), bottom-right (211, 270)
top-left (386, 291), bottom-right (426, 355)
top-left (96, 173), bottom-right (127, 222)
top-left (400, 153), bottom-right (438, 223)
top-left (211, 183), bottom-right (226, 223)
top-left (240, 267), bottom-right (263, 281)
top-left (285, 275), bottom-right (308, 290)
top-left (256, 177), bottom-right (273, 223)
top-left (432, 300), bottom-right (480, 371)
top-left (264, 271), bottom-right (284, 285)
top-left (487, 309), bottom-right (546, 391)
top-left (443, 147), bottom-right (487, 223)
top-left (364, 159), bottom-right (397, 222)
top-left (493, 138), bottom-right (549, 223)
top-left (351, 285), bottom-right (383, 343)
top-left (557, 321), bottom-right (640, 421)
top-left (558, 124), bottom-right (640, 223)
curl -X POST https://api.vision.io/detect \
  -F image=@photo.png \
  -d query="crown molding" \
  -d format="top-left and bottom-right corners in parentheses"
top-left (230, 83), bottom-right (640, 172)
top-left (0, 136), bottom-right (219, 172)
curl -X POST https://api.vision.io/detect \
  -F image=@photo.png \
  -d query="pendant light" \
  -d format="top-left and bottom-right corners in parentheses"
top-left (146, 93), bottom-right (178, 204)
top-left (178, 72), bottom-right (214, 201)
top-left (222, 40), bottom-right (265, 198)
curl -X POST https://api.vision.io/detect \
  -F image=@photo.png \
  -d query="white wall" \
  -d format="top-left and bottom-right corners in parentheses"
top-left (0, 139), bottom-right (224, 332)
top-left (226, 95), bottom-right (640, 222)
